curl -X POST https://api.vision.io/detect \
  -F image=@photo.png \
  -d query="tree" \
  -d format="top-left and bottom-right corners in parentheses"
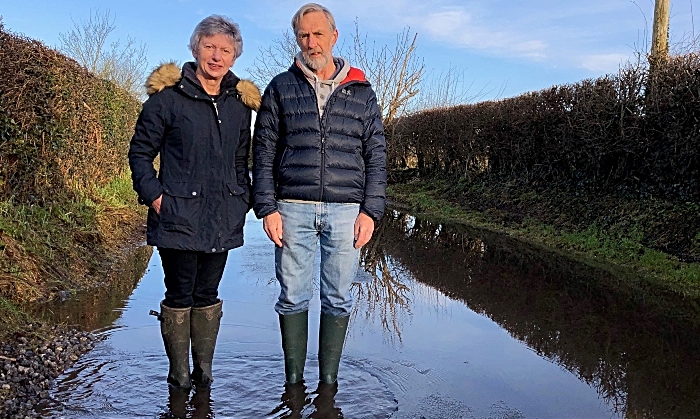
top-left (349, 23), bottom-right (424, 124)
top-left (59, 9), bottom-right (148, 98)
top-left (246, 23), bottom-right (425, 125)
top-left (247, 29), bottom-right (299, 88)
top-left (407, 64), bottom-right (495, 113)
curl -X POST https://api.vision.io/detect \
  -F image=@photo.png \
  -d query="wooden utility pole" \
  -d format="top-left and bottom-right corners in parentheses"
top-left (651, 0), bottom-right (671, 62)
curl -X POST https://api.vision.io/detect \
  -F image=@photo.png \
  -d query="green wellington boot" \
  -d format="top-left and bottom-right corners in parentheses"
top-left (318, 313), bottom-right (350, 384)
top-left (190, 300), bottom-right (223, 388)
top-left (279, 311), bottom-right (309, 384)
top-left (159, 301), bottom-right (192, 389)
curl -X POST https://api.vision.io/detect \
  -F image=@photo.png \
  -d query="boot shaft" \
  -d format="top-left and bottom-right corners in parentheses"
top-left (279, 311), bottom-right (309, 384)
top-left (190, 300), bottom-right (223, 388)
top-left (159, 301), bottom-right (192, 389)
top-left (318, 313), bottom-right (349, 384)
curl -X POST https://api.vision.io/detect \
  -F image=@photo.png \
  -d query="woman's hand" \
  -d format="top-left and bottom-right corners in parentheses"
top-left (151, 195), bottom-right (163, 215)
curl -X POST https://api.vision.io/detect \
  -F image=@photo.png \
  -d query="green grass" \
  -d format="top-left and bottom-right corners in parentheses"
top-left (0, 295), bottom-right (29, 341)
top-left (94, 170), bottom-right (139, 209)
top-left (388, 179), bottom-right (700, 298)
top-left (0, 170), bottom-right (142, 301)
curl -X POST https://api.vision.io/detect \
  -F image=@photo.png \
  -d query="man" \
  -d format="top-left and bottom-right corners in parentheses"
top-left (253, 3), bottom-right (386, 387)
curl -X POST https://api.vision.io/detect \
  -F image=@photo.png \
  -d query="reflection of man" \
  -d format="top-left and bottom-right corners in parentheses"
top-left (253, 2), bottom-right (386, 386)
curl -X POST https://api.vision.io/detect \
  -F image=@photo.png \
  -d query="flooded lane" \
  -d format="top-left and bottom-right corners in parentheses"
top-left (34, 210), bottom-right (700, 418)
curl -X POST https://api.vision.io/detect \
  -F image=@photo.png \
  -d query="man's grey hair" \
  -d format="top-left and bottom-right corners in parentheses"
top-left (189, 15), bottom-right (243, 59)
top-left (291, 3), bottom-right (336, 36)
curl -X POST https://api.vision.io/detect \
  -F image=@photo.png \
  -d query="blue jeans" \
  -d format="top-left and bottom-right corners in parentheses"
top-left (274, 201), bottom-right (360, 317)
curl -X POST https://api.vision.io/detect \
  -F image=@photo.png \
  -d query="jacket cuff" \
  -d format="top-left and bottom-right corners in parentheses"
top-left (139, 183), bottom-right (164, 207)
top-left (360, 207), bottom-right (382, 223)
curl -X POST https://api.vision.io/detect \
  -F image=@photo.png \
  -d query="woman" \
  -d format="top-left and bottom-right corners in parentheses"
top-left (128, 14), bottom-right (260, 390)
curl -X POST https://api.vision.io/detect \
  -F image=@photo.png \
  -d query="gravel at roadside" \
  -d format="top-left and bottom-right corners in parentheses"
top-left (0, 322), bottom-right (99, 419)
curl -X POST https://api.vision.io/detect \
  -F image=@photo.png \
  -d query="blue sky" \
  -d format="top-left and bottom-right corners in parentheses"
top-left (2, 0), bottom-right (699, 101)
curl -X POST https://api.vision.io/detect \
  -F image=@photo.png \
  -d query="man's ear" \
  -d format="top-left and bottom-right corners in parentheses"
top-left (331, 28), bottom-right (338, 47)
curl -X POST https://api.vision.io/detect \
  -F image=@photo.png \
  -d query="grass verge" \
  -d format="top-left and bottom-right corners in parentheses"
top-left (388, 178), bottom-right (700, 299)
top-left (0, 171), bottom-right (144, 342)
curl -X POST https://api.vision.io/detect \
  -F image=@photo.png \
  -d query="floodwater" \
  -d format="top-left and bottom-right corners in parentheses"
top-left (31, 209), bottom-right (700, 418)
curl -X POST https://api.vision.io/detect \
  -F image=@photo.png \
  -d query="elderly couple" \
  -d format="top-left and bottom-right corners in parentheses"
top-left (127, 2), bottom-right (386, 394)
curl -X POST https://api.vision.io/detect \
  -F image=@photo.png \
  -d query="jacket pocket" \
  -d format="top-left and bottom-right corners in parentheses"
top-left (226, 182), bottom-right (250, 232)
top-left (160, 181), bottom-right (203, 234)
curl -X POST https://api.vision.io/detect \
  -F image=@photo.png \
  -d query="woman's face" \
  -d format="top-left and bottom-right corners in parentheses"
top-left (192, 33), bottom-right (236, 83)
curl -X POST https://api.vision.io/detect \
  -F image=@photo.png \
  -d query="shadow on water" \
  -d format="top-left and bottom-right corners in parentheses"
top-left (359, 209), bottom-right (700, 418)
top-left (27, 244), bottom-right (153, 331)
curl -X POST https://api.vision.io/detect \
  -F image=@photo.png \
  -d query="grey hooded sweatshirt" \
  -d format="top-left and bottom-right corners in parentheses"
top-left (294, 52), bottom-right (351, 117)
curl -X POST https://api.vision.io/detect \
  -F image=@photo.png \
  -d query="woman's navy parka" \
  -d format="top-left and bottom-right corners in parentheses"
top-left (128, 62), bottom-right (261, 252)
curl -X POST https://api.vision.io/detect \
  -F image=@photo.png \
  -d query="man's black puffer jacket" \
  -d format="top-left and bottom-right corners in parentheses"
top-left (252, 62), bottom-right (387, 222)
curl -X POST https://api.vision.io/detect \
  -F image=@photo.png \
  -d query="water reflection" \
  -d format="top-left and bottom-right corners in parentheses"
top-left (34, 210), bottom-right (700, 418)
top-left (267, 382), bottom-right (343, 419)
top-left (359, 210), bottom-right (700, 418)
top-left (354, 216), bottom-right (412, 343)
top-left (27, 244), bottom-right (152, 330)
top-left (161, 388), bottom-right (213, 419)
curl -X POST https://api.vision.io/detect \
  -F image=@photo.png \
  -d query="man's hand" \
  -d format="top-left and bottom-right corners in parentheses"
top-left (263, 212), bottom-right (284, 247)
top-left (353, 212), bottom-right (375, 249)
top-left (152, 195), bottom-right (163, 215)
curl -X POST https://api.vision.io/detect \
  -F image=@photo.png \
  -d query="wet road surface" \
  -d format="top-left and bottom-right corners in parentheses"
top-left (33, 210), bottom-right (700, 418)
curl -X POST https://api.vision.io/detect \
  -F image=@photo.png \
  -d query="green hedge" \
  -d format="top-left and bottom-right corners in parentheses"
top-left (0, 24), bottom-right (142, 304)
top-left (387, 55), bottom-right (700, 262)
top-left (0, 24), bottom-right (140, 204)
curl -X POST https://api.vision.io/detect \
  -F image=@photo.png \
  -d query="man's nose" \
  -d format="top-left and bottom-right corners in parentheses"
top-left (307, 35), bottom-right (318, 49)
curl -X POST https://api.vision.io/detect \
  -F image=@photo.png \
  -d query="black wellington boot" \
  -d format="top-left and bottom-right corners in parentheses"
top-left (318, 313), bottom-right (349, 384)
top-left (190, 300), bottom-right (223, 388)
top-left (159, 301), bottom-right (192, 389)
top-left (279, 311), bottom-right (309, 384)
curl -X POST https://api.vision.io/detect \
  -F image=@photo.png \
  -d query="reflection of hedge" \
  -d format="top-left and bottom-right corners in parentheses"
top-left (389, 55), bottom-right (699, 201)
top-left (29, 246), bottom-right (152, 331)
top-left (0, 25), bottom-right (140, 203)
top-left (374, 212), bottom-right (700, 418)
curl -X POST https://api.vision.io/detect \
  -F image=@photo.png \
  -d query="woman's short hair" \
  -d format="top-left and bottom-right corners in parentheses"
top-left (189, 15), bottom-right (243, 59)
top-left (291, 3), bottom-right (336, 36)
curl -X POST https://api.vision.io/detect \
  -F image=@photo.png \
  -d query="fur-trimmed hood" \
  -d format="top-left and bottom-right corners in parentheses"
top-left (145, 62), bottom-right (261, 111)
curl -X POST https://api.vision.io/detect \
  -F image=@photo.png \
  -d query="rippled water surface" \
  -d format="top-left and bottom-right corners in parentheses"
top-left (34, 210), bottom-right (700, 418)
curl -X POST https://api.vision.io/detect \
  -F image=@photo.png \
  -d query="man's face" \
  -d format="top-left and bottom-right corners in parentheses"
top-left (296, 11), bottom-right (338, 72)
top-left (193, 34), bottom-right (236, 82)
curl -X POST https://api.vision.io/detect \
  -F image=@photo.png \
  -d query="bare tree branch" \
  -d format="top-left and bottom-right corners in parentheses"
top-left (59, 9), bottom-right (148, 99)
top-left (246, 29), bottom-right (299, 88)
top-left (350, 23), bottom-right (424, 124)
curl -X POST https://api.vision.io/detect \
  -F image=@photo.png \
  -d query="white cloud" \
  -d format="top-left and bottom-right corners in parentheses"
top-left (578, 53), bottom-right (628, 74)
top-left (414, 9), bottom-right (548, 59)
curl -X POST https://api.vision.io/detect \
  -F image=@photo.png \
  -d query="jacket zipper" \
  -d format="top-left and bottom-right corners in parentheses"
top-left (318, 96), bottom-right (325, 202)
top-left (312, 80), bottom-right (356, 202)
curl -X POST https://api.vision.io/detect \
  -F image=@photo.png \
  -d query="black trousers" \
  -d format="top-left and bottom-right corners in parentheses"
top-left (158, 248), bottom-right (228, 308)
